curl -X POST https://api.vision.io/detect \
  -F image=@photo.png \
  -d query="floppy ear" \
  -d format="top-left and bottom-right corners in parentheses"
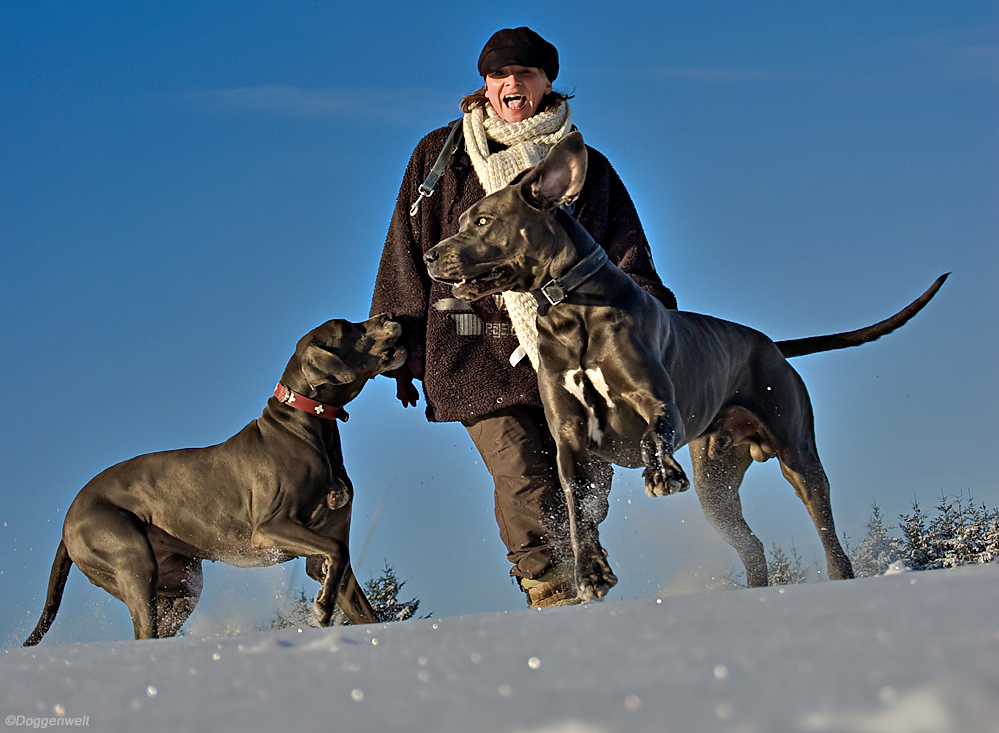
top-left (300, 344), bottom-right (356, 388)
top-left (522, 131), bottom-right (588, 210)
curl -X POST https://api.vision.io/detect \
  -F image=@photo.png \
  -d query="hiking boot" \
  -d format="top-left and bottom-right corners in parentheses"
top-left (520, 566), bottom-right (581, 608)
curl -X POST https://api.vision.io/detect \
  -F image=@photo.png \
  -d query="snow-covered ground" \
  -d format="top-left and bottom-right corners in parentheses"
top-left (3, 563), bottom-right (997, 733)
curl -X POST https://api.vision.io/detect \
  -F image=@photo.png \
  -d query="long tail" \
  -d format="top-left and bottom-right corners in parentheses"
top-left (23, 540), bottom-right (73, 646)
top-left (776, 273), bottom-right (948, 358)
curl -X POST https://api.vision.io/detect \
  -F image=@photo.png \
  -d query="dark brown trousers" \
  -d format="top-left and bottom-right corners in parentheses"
top-left (463, 405), bottom-right (574, 581)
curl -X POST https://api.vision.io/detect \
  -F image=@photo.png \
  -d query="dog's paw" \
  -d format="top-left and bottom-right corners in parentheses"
top-left (642, 466), bottom-right (665, 497)
top-left (663, 460), bottom-right (689, 494)
top-left (641, 427), bottom-right (689, 497)
top-left (575, 551), bottom-right (618, 602)
top-left (643, 458), bottom-right (689, 497)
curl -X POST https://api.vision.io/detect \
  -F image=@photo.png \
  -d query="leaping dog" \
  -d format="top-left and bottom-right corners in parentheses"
top-left (425, 131), bottom-right (946, 599)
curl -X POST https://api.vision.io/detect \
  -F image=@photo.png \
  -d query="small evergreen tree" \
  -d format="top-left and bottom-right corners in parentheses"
top-left (718, 567), bottom-right (747, 590)
top-left (934, 494), bottom-right (999, 566)
top-left (847, 493), bottom-right (999, 574)
top-left (270, 587), bottom-right (314, 630)
top-left (332, 561), bottom-right (424, 625)
top-left (768, 541), bottom-right (808, 585)
top-left (268, 562), bottom-right (425, 630)
top-left (897, 493), bottom-right (999, 570)
top-left (850, 501), bottom-right (900, 578)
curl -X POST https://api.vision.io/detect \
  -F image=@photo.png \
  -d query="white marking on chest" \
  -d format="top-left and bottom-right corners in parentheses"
top-left (562, 369), bottom-right (611, 445)
top-left (585, 368), bottom-right (613, 407)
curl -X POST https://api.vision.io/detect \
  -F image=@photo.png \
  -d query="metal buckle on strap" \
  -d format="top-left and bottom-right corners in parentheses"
top-left (539, 280), bottom-right (566, 307)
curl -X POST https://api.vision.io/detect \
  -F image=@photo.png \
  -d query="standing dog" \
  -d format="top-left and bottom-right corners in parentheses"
top-left (24, 314), bottom-right (405, 643)
top-left (425, 132), bottom-right (946, 600)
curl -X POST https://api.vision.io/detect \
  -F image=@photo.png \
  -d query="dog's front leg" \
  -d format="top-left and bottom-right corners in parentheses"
top-left (335, 565), bottom-right (379, 624)
top-left (570, 458), bottom-right (616, 602)
top-left (540, 373), bottom-right (618, 601)
top-left (252, 522), bottom-right (348, 626)
top-left (306, 557), bottom-right (378, 624)
top-left (603, 356), bottom-right (690, 497)
top-left (641, 403), bottom-right (690, 497)
top-left (551, 437), bottom-right (617, 602)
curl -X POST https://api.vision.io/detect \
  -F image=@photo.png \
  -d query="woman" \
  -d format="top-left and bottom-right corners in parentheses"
top-left (370, 27), bottom-right (676, 608)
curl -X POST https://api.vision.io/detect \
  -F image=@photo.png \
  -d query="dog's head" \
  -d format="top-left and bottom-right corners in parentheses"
top-left (281, 313), bottom-right (406, 405)
top-left (424, 131), bottom-right (588, 301)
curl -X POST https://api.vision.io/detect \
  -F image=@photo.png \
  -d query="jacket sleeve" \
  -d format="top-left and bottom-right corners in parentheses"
top-left (576, 147), bottom-right (678, 310)
top-left (370, 139), bottom-right (434, 363)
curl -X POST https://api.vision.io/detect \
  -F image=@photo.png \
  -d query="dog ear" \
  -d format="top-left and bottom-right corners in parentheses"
top-left (300, 344), bottom-right (356, 387)
top-left (522, 131), bottom-right (588, 210)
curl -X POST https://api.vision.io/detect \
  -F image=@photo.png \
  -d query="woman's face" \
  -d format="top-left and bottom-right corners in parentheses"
top-left (484, 65), bottom-right (553, 123)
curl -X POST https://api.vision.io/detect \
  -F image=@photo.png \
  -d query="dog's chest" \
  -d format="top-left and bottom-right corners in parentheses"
top-left (563, 367), bottom-right (613, 434)
top-left (560, 367), bottom-right (643, 464)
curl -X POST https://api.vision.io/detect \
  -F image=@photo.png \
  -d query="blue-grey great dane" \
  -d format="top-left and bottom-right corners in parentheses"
top-left (424, 131), bottom-right (946, 600)
top-left (24, 314), bottom-right (405, 643)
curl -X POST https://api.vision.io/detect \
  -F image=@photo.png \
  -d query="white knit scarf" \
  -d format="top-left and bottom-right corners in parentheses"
top-left (463, 100), bottom-right (573, 370)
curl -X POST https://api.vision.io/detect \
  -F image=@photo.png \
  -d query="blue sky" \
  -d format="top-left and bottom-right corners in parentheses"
top-left (2, 1), bottom-right (996, 644)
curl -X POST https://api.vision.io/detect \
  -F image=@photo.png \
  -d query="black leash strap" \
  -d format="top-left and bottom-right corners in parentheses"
top-left (410, 122), bottom-right (464, 217)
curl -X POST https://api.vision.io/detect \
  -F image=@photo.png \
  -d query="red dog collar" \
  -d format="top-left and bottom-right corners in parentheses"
top-left (274, 383), bottom-right (346, 422)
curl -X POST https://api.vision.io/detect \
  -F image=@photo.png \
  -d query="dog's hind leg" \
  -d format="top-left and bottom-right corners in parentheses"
top-left (689, 437), bottom-right (767, 586)
top-left (64, 500), bottom-right (160, 639)
top-left (748, 355), bottom-right (854, 581)
top-left (778, 455), bottom-right (854, 580)
top-left (154, 557), bottom-right (203, 637)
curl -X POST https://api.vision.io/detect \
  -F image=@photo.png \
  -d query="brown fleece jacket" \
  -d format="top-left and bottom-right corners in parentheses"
top-left (370, 121), bottom-right (676, 423)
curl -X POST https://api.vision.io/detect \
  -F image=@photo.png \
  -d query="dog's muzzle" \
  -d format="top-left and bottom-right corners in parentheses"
top-left (362, 314), bottom-right (407, 373)
top-left (424, 245), bottom-right (508, 301)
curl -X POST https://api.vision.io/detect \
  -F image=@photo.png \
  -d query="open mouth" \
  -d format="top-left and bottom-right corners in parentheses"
top-left (503, 94), bottom-right (528, 112)
top-left (449, 268), bottom-right (507, 300)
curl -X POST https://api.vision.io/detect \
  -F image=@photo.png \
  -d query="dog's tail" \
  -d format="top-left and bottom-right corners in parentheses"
top-left (22, 540), bottom-right (73, 647)
top-left (776, 273), bottom-right (948, 358)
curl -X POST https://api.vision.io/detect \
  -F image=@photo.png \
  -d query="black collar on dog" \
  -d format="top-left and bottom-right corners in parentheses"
top-left (531, 209), bottom-right (609, 316)
top-left (531, 247), bottom-right (608, 316)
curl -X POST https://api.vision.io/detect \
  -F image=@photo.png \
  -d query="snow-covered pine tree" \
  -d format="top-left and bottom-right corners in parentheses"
top-left (947, 495), bottom-right (998, 565)
top-left (269, 587), bottom-right (314, 630)
top-left (915, 493), bottom-right (999, 569)
top-left (984, 505), bottom-right (999, 561)
top-left (268, 562), bottom-right (424, 630)
top-left (767, 541), bottom-right (808, 585)
top-left (896, 499), bottom-right (930, 569)
top-left (333, 561), bottom-right (423, 625)
top-left (853, 493), bottom-right (999, 572)
top-left (848, 501), bottom-right (900, 577)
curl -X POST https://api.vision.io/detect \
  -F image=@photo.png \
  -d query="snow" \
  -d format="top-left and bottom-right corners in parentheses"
top-left (3, 564), bottom-right (998, 733)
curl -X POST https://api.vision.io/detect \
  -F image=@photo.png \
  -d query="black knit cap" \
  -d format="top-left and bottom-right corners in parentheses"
top-left (477, 27), bottom-right (559, 82)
